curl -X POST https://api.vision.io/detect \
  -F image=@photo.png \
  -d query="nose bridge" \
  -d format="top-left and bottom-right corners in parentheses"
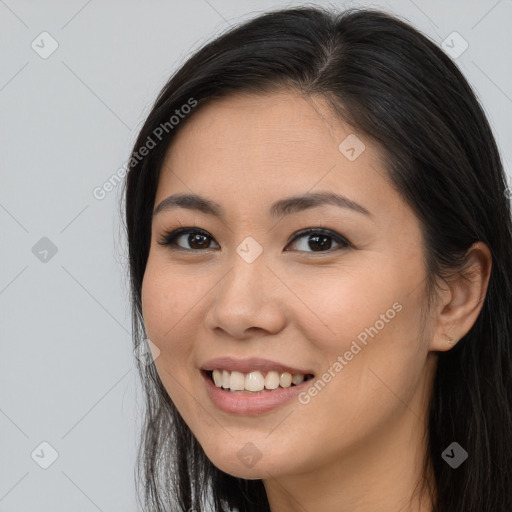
top-left (220, 237), bottom-right (269, 305)
top-left (206, 237), bottom-right (286, 337)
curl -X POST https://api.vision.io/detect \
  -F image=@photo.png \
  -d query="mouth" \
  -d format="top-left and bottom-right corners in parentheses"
top-left (199, 357), bottom-right (316, 414)
top-left (201, 369), bottom-right (315, 394)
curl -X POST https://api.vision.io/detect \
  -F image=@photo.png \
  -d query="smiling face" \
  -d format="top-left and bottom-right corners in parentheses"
top-left (141, 90), bottom-right (438, 485)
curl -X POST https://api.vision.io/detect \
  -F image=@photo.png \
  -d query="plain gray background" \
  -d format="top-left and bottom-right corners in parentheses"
top-left (1, 0), bottom-right (511, 510)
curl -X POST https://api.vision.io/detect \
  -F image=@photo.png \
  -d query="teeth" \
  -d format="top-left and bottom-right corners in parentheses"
top-left (264, 371), bottom-right (280, 390)
top-left (245, 371), bottom-right (265, 391)
top-left (212, 369), bottom-right (223, 387)
top-left (291, 374), bottom-right (305, 385)
top-left (279, 372), bottom-right (292, 388)
top-left (210, 369), bottom-right (308, 392)
top-left (230, 371), bottom-right (245, 391)
top-left (222, 370), bottom-right (230, 388)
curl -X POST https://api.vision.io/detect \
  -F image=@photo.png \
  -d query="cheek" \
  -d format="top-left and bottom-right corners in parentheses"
top-left (141, 265), bottom-right (168, 341)
top-left (142, 254), bottom-right (195, 331)
top-left (140, 262), bottom-right (200, 413)
top-left (290, 266), bottom-right (426, 415)
top-left (141, 260), bottom-right (196, 362)
top-left (288, 264), bottom-right (406, 353)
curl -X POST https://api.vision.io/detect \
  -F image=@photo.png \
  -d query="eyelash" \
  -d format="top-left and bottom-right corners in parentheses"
top-left (157, 227), bottom-right (352, 253)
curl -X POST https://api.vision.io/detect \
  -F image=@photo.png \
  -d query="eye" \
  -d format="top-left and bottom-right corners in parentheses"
top-left (285, 228), bottom-right (352, 253)
top-left (158, 227), bottom-right (220, 251)
top-left (158, 227), bottom-right (352, 253)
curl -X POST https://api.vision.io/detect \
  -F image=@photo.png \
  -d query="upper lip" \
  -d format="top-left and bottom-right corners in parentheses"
top-left (200, 357), bottom-right (314, 376)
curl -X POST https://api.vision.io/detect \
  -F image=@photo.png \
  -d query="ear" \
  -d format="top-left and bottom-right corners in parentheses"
top-left (429, 241), bottom-right (492, 352)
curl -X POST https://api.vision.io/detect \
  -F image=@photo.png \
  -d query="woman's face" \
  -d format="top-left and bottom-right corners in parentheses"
top-left (141, 90), bottom-right (437, 480)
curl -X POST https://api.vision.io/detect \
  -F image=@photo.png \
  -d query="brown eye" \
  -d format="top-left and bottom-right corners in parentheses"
top-left (158, 228), bottom-right (220, 250)
top-left (285, 228), bottom-right (351, 253)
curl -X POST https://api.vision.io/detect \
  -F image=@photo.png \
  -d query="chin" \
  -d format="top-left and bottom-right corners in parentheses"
top-left (201, 442), bottom-right (296, 481)
top-left (209, 457), bottom-right (273, 480)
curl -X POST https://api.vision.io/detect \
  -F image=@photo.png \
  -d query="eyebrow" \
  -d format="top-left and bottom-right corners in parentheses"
top-left (153, 192), bottom-right (372, 219)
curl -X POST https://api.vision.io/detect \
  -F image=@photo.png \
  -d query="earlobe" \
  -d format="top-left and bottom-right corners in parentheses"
top-left (428, 241), bottom-right (492, 352)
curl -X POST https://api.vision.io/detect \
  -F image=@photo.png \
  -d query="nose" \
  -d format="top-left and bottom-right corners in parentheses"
top-left (204, 249), bottom-right (287, 340)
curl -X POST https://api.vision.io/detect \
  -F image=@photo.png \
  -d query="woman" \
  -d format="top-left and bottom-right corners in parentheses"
top-left (123, 6), bottom-right (512, 512)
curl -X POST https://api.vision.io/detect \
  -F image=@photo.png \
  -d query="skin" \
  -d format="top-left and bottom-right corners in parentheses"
top-left (141, 90), bottom-right (492, 512)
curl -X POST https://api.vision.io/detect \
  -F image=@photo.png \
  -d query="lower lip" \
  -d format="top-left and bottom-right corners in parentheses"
top-left (202, 371), bottom-right (312, 415)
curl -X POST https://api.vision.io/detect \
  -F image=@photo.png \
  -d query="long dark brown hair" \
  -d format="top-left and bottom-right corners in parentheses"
top-left (123, 6), bottom-right (512, 511)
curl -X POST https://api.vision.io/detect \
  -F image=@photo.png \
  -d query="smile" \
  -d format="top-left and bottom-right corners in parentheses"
top-left (201, 369), bottom-right (315, 415)
top-left (208, 369), bottom-right (314, 392)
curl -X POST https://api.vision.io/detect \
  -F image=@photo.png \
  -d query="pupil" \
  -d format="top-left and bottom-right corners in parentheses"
top-left (309, 234), bottom-right (331, 251)
top-left (189, 233), bottom-right (209, 249)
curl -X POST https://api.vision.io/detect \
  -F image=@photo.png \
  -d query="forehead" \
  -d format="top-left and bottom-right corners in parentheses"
top-left (156, 90), bottom-right (402, 223)
top-left (165, 91), bottom-right (359, 167)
